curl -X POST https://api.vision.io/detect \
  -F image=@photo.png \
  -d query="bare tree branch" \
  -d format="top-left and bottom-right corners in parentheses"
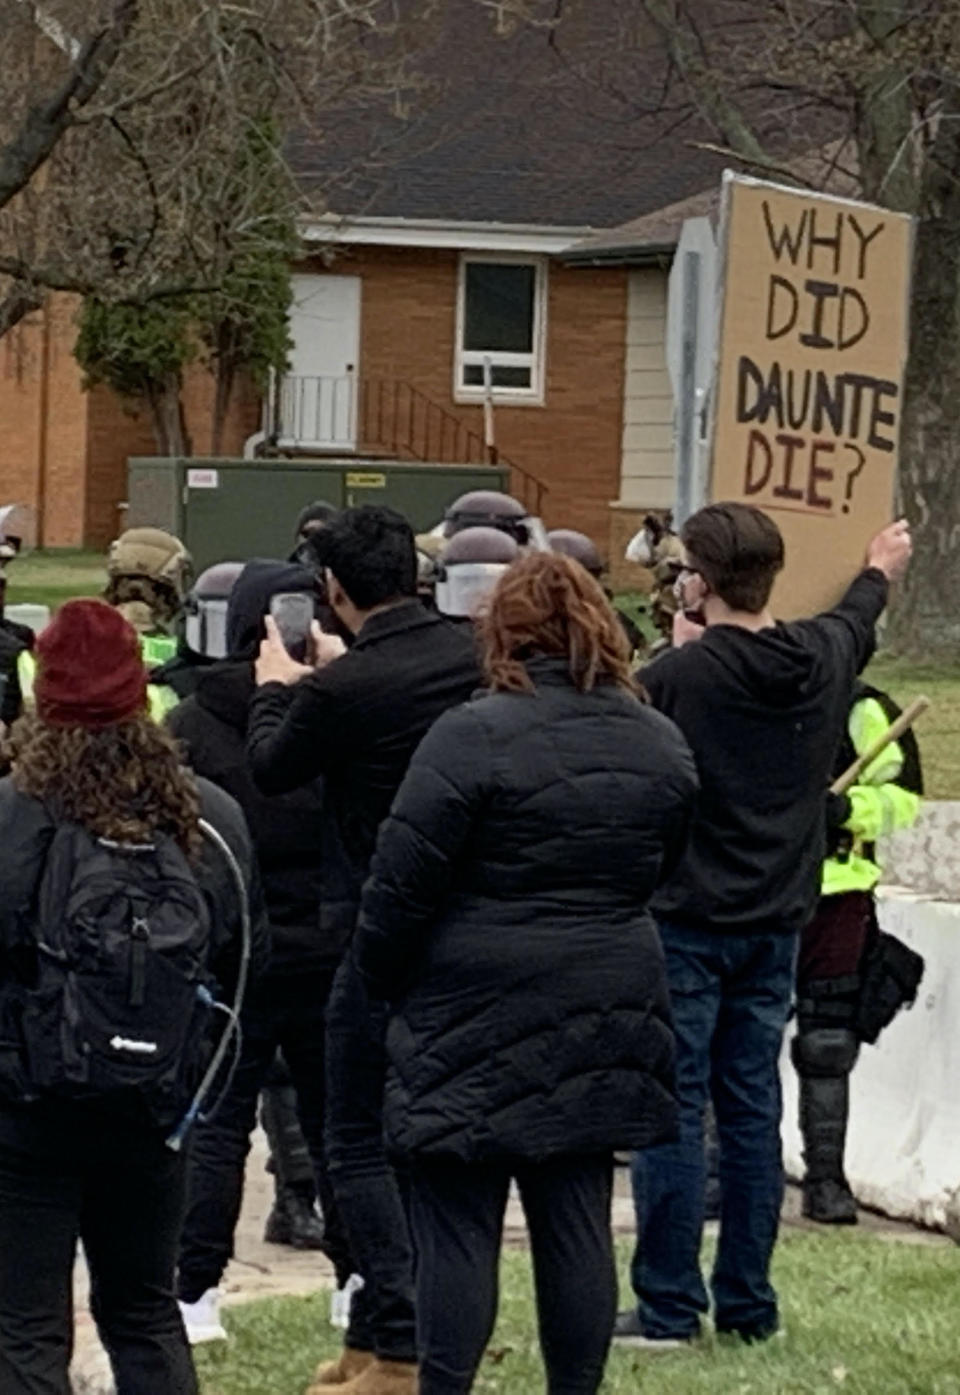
top-left (639, 0), bottom-right (771, 165)
top-left (0, 0), bottom-right (139, 212)
top-left (0, 285), bottom-right (42, 338)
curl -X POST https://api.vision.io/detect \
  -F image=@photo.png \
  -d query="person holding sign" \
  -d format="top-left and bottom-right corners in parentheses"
top-left (616, 502), bottom-right (911, 1350)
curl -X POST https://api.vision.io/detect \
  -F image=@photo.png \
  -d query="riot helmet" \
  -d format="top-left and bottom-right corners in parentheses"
top-left (547, 529), bottom-right (604, 578)
top-left (183, 561), bottom-right (245, 659)
top-left (435, 527), bottom-right (519, 619)
top-left (444, 490), bottom-right (532, 546)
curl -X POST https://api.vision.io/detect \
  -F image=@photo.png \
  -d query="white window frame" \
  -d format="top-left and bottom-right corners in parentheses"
top-left (454, 253), bottom-right (547, 406)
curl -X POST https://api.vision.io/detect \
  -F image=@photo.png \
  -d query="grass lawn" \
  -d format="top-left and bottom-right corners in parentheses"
top-left (4, 549), bottom-right (104, 611)
top-left (195, 1232), bottom-right (960, 1395)
top-left (867, 655), bottom-right (960, 802)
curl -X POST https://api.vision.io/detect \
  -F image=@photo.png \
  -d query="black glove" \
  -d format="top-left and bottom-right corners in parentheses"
top-left (825, 790), bottom-right (852, 833)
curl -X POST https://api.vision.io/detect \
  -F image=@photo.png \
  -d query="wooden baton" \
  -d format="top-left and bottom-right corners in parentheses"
top-left (830, 695), bottom-right (931, 796)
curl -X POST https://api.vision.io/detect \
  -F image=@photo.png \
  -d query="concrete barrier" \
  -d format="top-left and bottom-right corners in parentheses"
top-left (879, 802), bottom-right (960, 902)
top-left (782, 887), bottom-right (960, 1233)
top-left (5, 602), bottom-right (50, 634)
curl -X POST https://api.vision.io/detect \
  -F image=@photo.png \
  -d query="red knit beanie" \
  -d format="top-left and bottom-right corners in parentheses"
top-left (35, 599), bottom-right (148, 728)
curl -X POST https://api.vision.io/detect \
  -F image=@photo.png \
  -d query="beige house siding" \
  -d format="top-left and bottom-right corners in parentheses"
top-left (618, 268), bottom-right (674, 509)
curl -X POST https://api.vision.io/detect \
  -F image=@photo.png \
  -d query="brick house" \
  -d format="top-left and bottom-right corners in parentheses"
top-left (0, 4), bottom-right (735, 553)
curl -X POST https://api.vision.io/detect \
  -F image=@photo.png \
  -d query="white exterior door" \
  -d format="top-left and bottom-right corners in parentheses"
top-left (281, 274), bottom-right (362, 450)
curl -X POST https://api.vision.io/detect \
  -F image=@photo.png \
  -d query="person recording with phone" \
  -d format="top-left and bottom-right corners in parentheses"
top-left (248, 507), bottom-right (481, 1395)
top-left (169, 561), bottom-right (352, 1344)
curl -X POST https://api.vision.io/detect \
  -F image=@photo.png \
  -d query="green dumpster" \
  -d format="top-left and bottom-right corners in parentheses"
top-left (126, 457), bottom-right (511, 572)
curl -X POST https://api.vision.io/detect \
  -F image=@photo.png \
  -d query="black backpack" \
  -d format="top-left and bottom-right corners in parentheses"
top-left (19, 824), bottom-right (215, 1125)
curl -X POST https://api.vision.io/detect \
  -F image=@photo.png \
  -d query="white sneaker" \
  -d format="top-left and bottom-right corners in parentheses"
top-left (178, 1289), bottom-right (228, 1344)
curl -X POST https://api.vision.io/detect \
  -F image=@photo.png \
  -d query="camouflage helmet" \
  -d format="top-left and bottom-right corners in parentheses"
top-left (444, 490), bottom-right (531, 546)
top-left (547, 528), bottom-right (603, 578)
top-left (105, 528), bottom-right (193, 632)
top-left (107, 528), bottom-right (193, 596)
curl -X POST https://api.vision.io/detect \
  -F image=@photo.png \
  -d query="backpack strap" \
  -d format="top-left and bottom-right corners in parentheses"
top-left (165, 818), bottom-right (251, 1151)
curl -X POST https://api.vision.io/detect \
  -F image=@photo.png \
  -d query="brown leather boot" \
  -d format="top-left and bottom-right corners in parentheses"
top-left (309, 1357), bottom-right (418, 1395)
top-left (306, 1346), bottom-right (374, 1390)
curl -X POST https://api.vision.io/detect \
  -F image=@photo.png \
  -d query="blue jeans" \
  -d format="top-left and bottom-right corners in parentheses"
top-left (630, 924), bottom-right (798, 1340)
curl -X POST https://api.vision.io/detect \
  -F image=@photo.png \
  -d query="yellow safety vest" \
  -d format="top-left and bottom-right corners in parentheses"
top-left (15, 646), bottom-right (177, 723)
top-left (822, 696), bottom-right (921, 897)
top-left (140, 632), bottom-right (179, 668)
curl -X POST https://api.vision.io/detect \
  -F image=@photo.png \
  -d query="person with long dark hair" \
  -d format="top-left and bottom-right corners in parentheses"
top-left (353, 552), bottom-right (698, 1395)
top-left (0, 599), bottom-right (263, 1395)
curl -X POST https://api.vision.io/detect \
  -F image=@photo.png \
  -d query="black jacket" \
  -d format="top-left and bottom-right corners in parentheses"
top-left (642, 568), bottom-right (888, 936)
top-left (168, 662), bottom-right (332, 974)
top-left (248, 600), bottom-right (481, 940)
top-left (354, 659), bottom-right (699, 1163)
top-left (152, 647), bottom-right (216, 701)
top-left (0, 776), bottom-right (269, 1056)
top-left (0, 618), bottom-right (32, 728)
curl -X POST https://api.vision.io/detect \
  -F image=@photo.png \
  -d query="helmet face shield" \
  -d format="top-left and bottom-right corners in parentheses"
top-left (184, 598), bottom-right (230, 658)
top-left (436, 562), bottom-right (509, 619)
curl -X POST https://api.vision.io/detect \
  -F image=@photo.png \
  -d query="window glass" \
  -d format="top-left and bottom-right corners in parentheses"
top-left (462, 363), bottom-right (533, 389)
top-left (463, 263), bottom-right (535, 355)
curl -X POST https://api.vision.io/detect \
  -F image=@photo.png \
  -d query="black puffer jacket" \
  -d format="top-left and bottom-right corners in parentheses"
top-left (355, 658), bottom-right (699, 1163)
top-left (0, 618), bottom-right (32, 729)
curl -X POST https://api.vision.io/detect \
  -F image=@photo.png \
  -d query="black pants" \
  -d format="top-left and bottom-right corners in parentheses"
top-left (178, 967), bottom-right (350, 1303)
top-left (260, 1053), bottom-right (317, 1197)
top-left (410, 1154), bottom-right (616, 1395)
top-left (0, 1100), bottom-right (197, 1395)
top-left (325, 956), bottom-right (417, 1362)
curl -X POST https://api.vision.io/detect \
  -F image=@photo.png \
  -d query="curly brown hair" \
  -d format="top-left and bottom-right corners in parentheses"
top-left (3, 713), bottom-right (202, 857)
top-left (480, 551), bottom-right (636, 695)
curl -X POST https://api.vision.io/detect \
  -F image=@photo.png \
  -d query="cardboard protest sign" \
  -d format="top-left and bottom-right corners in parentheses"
top-left (709, 173), bottom-right (914, 618)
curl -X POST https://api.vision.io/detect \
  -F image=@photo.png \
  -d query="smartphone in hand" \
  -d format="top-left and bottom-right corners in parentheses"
top-left (269, 592), bottom-right (315, 663)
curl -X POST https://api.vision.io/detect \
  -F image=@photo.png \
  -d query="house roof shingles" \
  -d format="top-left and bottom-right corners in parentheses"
top-left (289, 0), bottom-right (731, 231)
top-left (564, 143), bottom-right (862, 260)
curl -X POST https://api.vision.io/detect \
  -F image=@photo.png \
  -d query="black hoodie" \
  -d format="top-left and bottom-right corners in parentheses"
top-left (167, 562), bottom-right (336, 973)
top-left (643, 568), bottom-right (888, 935)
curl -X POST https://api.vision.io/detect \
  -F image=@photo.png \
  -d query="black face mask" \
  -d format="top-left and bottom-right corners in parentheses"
top-left (290, 538), bottom-right (322, 571)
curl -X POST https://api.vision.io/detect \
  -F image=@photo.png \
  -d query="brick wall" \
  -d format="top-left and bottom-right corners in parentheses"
top-left (180, 367), bottom-right (262, 457)
top-left (0, 296), bottom-right (90, 548)
top-left (1, 246), bottom-right (629, 554)
top-left (85, 386), bottom-right (155, 547)
top-left (85, 364), bottom-right (262, 549)
top-left (284, 246), bottom-right (628, 550)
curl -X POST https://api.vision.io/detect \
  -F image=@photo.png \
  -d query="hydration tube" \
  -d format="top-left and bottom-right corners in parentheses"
top-left (166, 817), bottom-right (252, 1152)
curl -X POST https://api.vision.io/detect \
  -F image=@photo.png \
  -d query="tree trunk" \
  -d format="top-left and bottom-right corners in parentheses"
top-left (885, 113), bottom-right (960, 655)
top-left (211, 359), bottom-right (235, 457)
top-left (146, 374), bottom-right (192, 457)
